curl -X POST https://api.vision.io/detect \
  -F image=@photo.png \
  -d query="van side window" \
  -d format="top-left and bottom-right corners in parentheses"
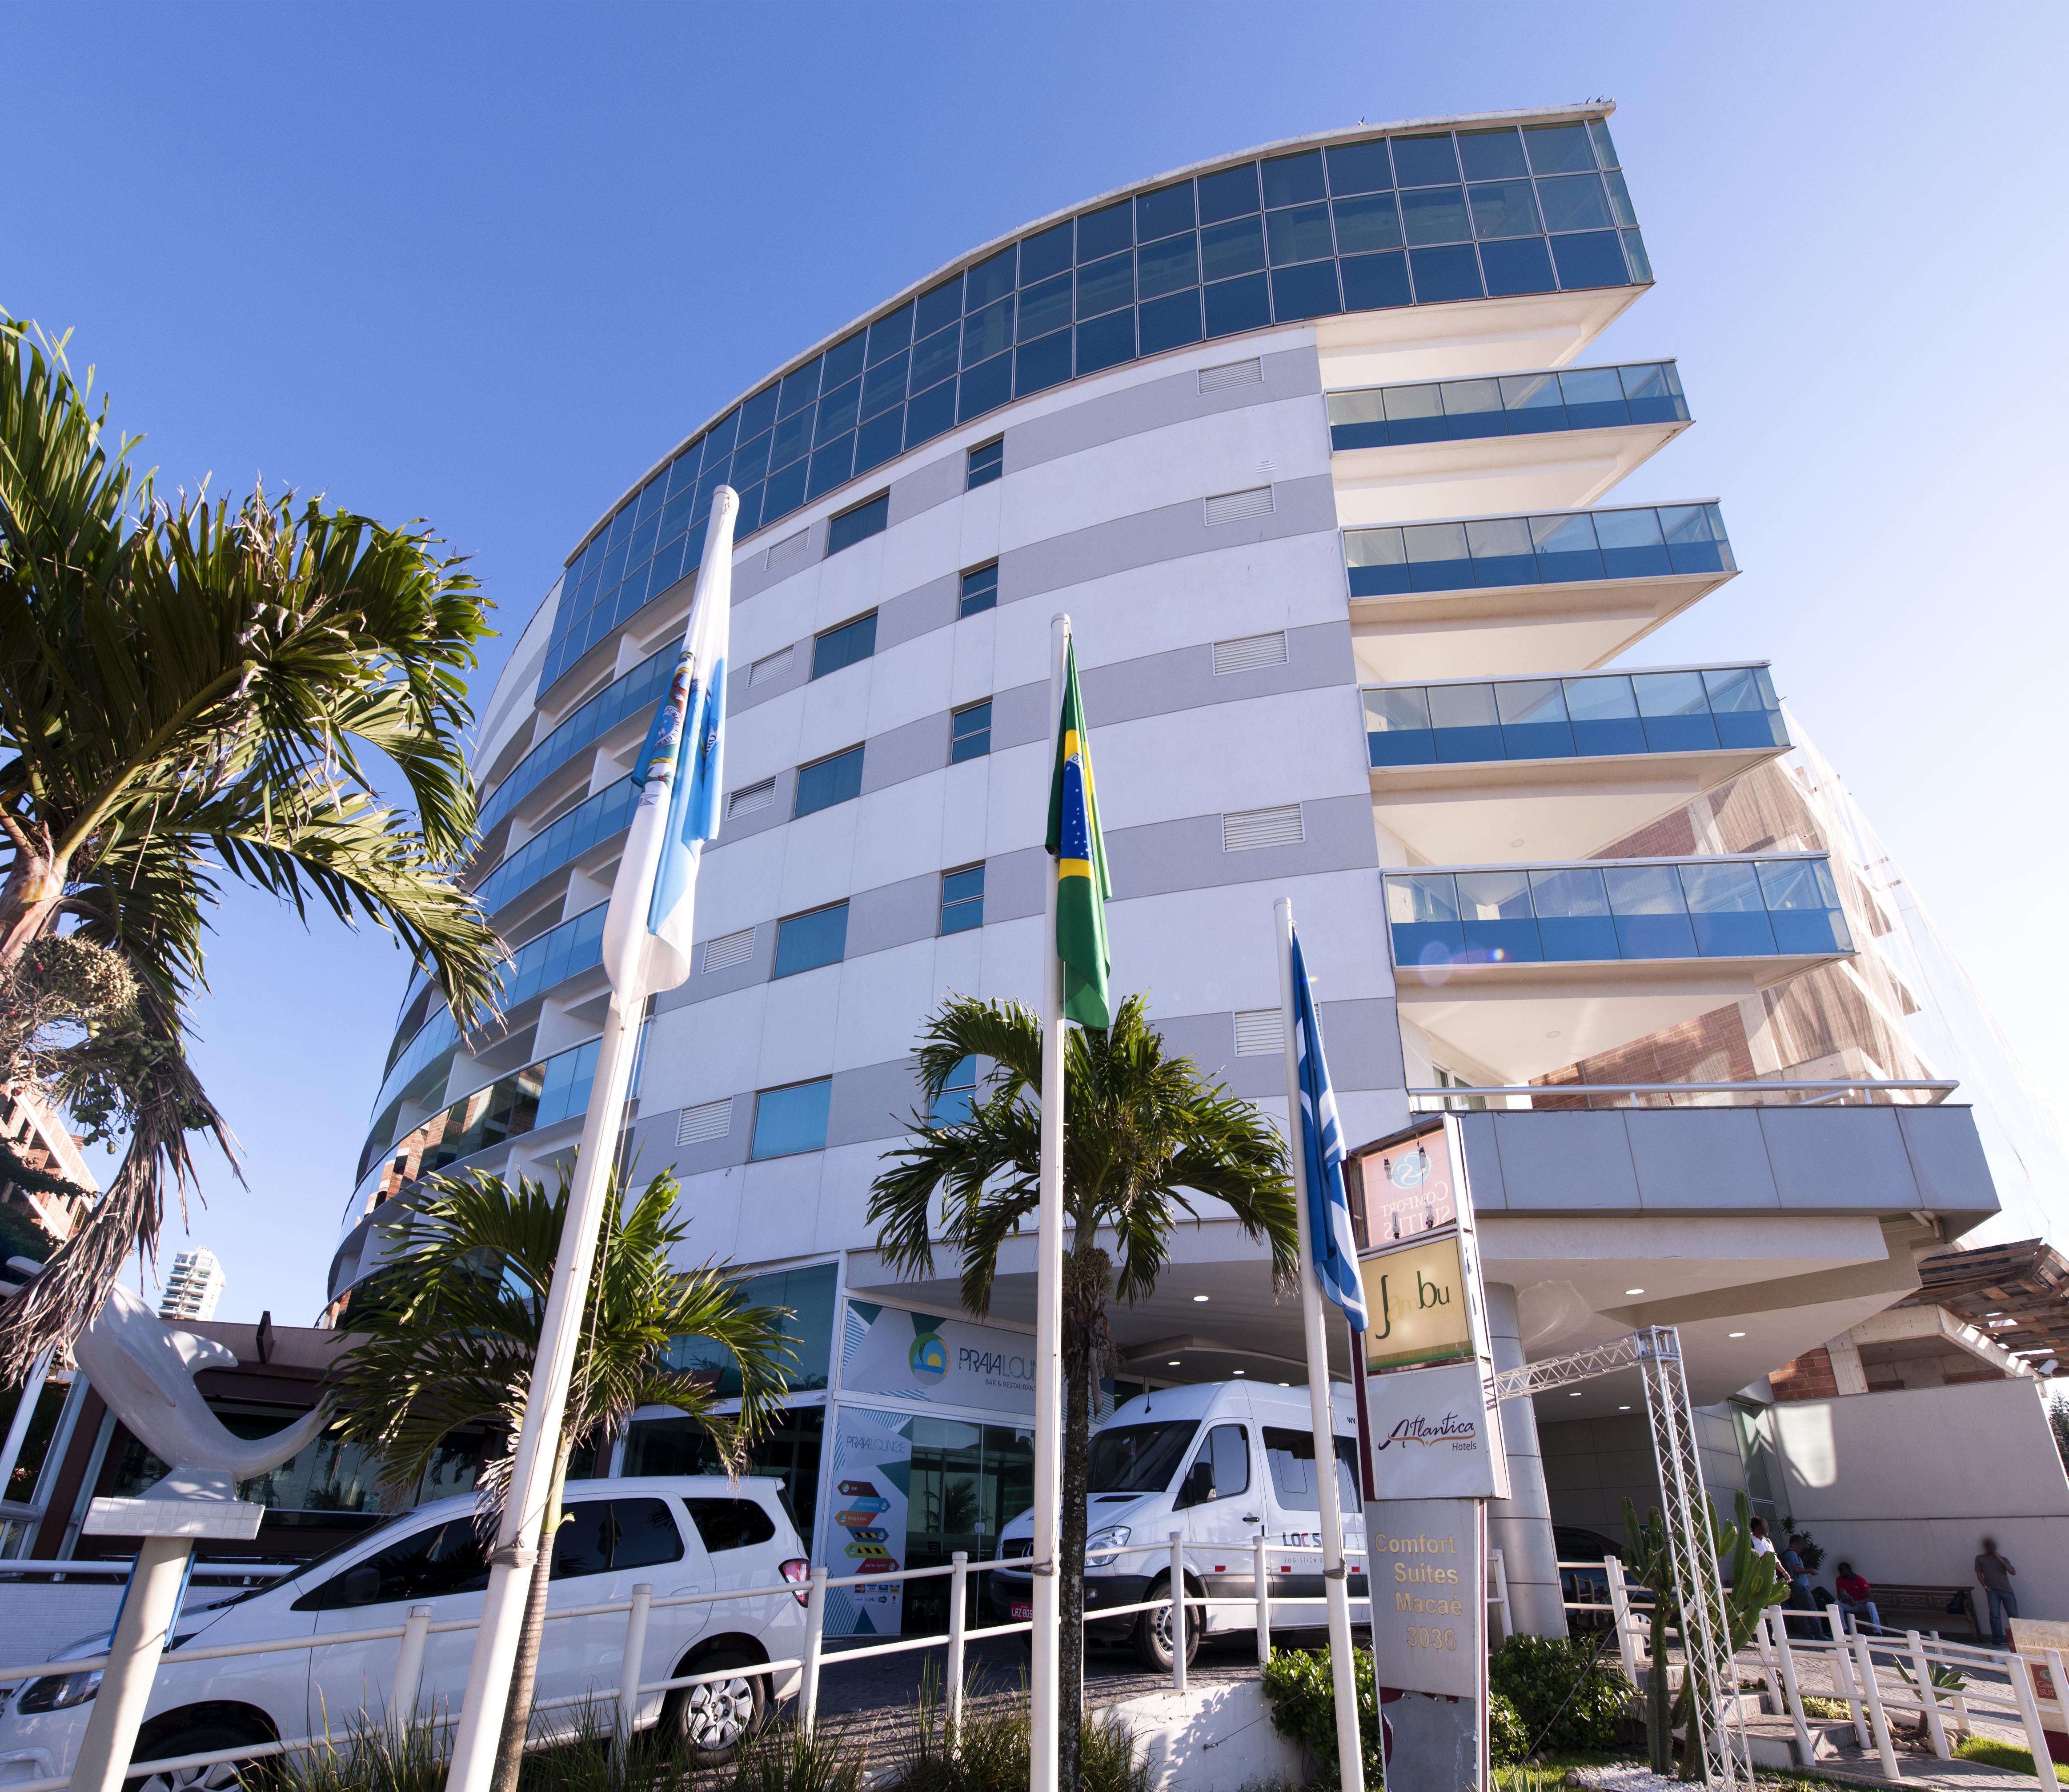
top-left (553, 1498), bottom-right (687, 1580)
top-left (1263, 1426), bottom-right (1360, 1513)
top-left (684, 1496), bottom-right (777, 1552)
top-left (294, 1518), bottom-right (487, 1610)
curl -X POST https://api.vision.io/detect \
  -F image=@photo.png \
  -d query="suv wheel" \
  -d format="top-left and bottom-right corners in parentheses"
top-left (663, 1649), bottom-right (765, 1763)
top-left (1130, 1574), bottom-right (1201, 1672)
top-left (125, 1721), bottom-right (270, 1792)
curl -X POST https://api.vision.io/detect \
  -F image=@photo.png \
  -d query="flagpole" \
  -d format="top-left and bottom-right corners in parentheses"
top-left (1029, 612), bottom-right (1069, 1792)
top-left (1275, 896), bottom-right (1366, 1792)
top-left (445, 492), bottom-right (738, 1792)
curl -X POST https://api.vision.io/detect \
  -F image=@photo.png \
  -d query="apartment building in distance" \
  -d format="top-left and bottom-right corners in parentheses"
top-left (328, 106), bottom-right (2014, 1633)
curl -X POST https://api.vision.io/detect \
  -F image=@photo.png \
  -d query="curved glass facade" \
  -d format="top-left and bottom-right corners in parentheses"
top-left (480, 643), bottom-right (674, 840)
top-left (1327, 360), bottom-right (1685, 450)
top-left (475, 776), bottom-right (638, 916)
top-left (1345, 502), bottom-right (1732, 598)
top-left (540, 113), bottom-right (1644, 692)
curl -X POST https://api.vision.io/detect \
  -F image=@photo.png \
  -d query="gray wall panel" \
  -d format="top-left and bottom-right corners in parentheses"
top-left (1107, 792), bottom-right (1378, 901)
top-left (861, 711), bottom-right (950, 794)
top-left (982, 846), bottom-right (1048, 924)
top-left (707, 768), bottom-right (797, 849)
top-left (1319, 996), bottom-right (1407, 1094)
top-left (1085, 622), bottom-right (1355, 729)
top-left (1456, 1113), bottom-right (1506, 1210)
top-left (1758, 1107), bottom-right (1917, 1209)
top-left (829, 1057), bottom-right (923, 1148)
top-left (846, 872), bottom-right (942, 959)
top-left (990, 681), bottom-right (1049, 752)
top-left (1625, 1108), bottom-right (1780, 1210)
top-left (878, 573), bottom-right (960, 653)
top-left (654, 923), bottom-right (774, 1015)
top-left (1488, 1112), bottom-right (1642, 1211)
top-left (1894, 1106), bottom-right (1998, 1223)
top-left (888, 449), bottom-right (963, 528)
top-left (733, 520), bottom-right (826, 605)
top-left (731, 638), bottom-right (810, 715)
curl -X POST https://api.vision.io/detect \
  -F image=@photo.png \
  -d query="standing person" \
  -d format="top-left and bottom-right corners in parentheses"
top-left (1780, 1534), bottom-right (1815, 1608)
top-left (1748, 1516), bottom-right (1776, 1559)
top-left (1975, 1538), bottom-right (2018, 1648)
top-left (1834, 1561), bottom-right (1881, 1636)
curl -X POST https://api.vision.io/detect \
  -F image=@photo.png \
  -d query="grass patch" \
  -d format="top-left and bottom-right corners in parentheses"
top-left (1953, 1735), bottom-right (2069, 1783)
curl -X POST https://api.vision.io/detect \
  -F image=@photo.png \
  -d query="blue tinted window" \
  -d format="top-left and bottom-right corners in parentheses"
top-left (815, 379), bottom-right (860, 444)
top-left (1332, 192), bottom-right (1402, 255)
top-left (951, 700), bottom-right (992, 763)
top-left (1524, 123), bottom-right (1596, 174)
top-left (1266, 202), bottom-right (1334, 265)
top-left (967, 245), bottom-right (1017, 309)
top-left (1623, 230), bottom-right (1653, 284)
top-left (1075, 309), bottom-right (1135, 375)
top-left (904, 379), bottom-right (957, 448)
top-left (1458, 128), bottom-right (1525, 180)
top-left (826, 496), bottom-right (888, 557)
top-left (1197, 161), bottom-right (1260, 224)
top-left (1076, 252), bottom-right (1133, 317)
top-left (1020, 219), bottom-right (1074, 283)
top-left (1327, 138), bottom-right (1392, 195)
top-left (854, 410), bottom-right (903, 476)
top-left (1410, 245), bottom-right (1484, 303)
top-left (822, 332), bottom-right (866, 390)
top-left (1552, 231), bottom-right (1631, 290)
top-left (1137, 232), bottom-right (1199, 298)
top-left (768, 403), bottom-right (813, 472)
top-left (1391, 133), bottom-right (1460, 186)
top-left (959, 562), bottom-right (999, 616)
top-left (1589, 119), bottom-right (1620, 169)
top-left (1078, 199), bottom-right (1132, 260)
top-left (1604, 171), bottom-right (1639, 229)
top-left (966, 438), bottom-right (1003, 489)
top-left (1271, 261), bottom-right (1341, 321)
top-left (1401, 187), bottom-right (1471, 246)
top-left (1018, 272), bottom-right (1073, 340)
top-left (1262, 149), bottom-right (1326, 207)
top-left (960, 351), bottom-right (1012, 420)
top-left (706, 406), bottom-right (742, 454)
top-left (940, 864), bottom-right (984, 936)
top-left (751, 1080), bottom-right (831, 1160)
top-left (733, 429), bottom-right (772, 487)
top-left (1537, 174), bottom-right (1612, 233)
top-left (1469, 180), bottom-right (1541, 238)
top-left (1137, 180), bottom-right (1195, 239)
top-left (930, 1054), bottom-right (978, 1123)
top-left (866, 304), bottom-right (913, 365)
top-left (910, 323), bottom-right (959, 394)
top-left (916, 275), bottom-right (964, 337)
top-left (1138, 288), bottom-right (1203, 355)
top-left (1204, 272), bottom-right (1271, 337)
top-left (778, 359), bottom-right (821, 417)
top-left (963, 296), bottom-right (1014, 366)
top-left (812, 612), bottom-right (878, 676)
top-left (1479, 237), bottom-right (1557, 297)
top-left (1016, 328), bottom-right (1072, 396)
top-left (861, 353), bottom-right (907, 419)
top-left (1200, 214), bottom-right (1265, 282)
top-left (774, 903), bottom-right (849, 979)
top-left (1340, 251), bottom-right (1411, 311)
top-left (738, 385), bottom-right (778, 442)
top-left (794, 744), bottom-right (864, 816)
top-left (632, 475), bottom-right (665, 524)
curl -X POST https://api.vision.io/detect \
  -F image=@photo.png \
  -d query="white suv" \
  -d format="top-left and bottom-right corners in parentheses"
top-left (0, 1476), bottom-right (809, 1791)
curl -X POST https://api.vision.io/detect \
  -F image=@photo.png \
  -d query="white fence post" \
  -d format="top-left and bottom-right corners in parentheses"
top-left (1487, 1548), bottom-right (1510, 1646)
top-left (615, 1583), bottom-right (653, 1748)
top-left (800, 1568), bottom-right (828, 1738)
top-left (1905, 1629), bottom-right (1949, 1759)
top-left (1169, 1532), bottom-right (1186, 1695)
top-left (1604, 1558), bottom-right (1640, 1687)
top-left (1827, 1608), bottom-right (1869, 1749)
top-left (1255, 1533), bottom-right (1271, 1666)
top-left (2005, 1649), bottom-right (2056, 1788)
top-left (946, 1553), bottom-right (968, 1748)
top-left (1852, 1632), bottom-right (1901, 1781)
top-left (1766, 1609), bottom-right (1812, 1765)
top-left (390, 1605), bottom-right (432, 1737)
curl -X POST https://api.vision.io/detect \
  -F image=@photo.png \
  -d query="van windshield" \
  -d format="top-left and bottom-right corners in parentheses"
top-left (1087, 1421), bottom-right (1199, 1494)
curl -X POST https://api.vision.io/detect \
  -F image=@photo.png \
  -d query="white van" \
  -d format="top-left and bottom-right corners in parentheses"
top-left (990, 1382), bottom-right (1367, 1668)
top-left (0, 1476), bottom-right (809, 1791)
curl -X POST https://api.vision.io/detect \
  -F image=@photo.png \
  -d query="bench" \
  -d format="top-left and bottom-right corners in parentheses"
top-left (1861, 1583), bottom-right (1978, 1640)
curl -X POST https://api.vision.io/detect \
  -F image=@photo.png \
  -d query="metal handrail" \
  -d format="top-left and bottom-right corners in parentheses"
top-left (1410, 1079), bottom-right (1956, 1108)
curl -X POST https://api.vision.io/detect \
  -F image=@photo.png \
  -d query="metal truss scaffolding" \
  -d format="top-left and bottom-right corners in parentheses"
top-left (1490, 1325), bottom-right (1752, 1789)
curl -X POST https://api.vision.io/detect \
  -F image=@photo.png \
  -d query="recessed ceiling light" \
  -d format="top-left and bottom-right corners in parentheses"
top-left (1510, 838), bottom-right (1525, 848)
top-left (1233, 1368), bottom-right (1245, 1376)
top-left (1728, 1331), bottom-right (1746, 1339)
top-left (1625, 1288), bottom-right (1645, 1296)
top-left (1278, 1382), bottom-right (1290, 1387)
top-left (1192, 1294), bottom-right (1210, 1303)
top-left (1167, 1360), bottom-right (1181, 1367)
top-left (1619, 1404), bottom-right (1631, 1411)
top-left (1545, 1030), bottom-right (1561, 1039)
top-left (1568, 1391), bottom-right (1582, 1397)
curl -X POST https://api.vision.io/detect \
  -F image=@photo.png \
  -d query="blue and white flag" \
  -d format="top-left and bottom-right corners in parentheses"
top-left (601, 487), bottom-right (738, 997)
top-left (1291, 927), bottom-right (1367, 1332)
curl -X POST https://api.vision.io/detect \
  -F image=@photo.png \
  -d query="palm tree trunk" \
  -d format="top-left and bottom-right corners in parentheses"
top-left (1059, 1310), bottom-right (1091, 1792)
top-left (490, 1434), bottom-right (574, 1792)
top-left (0, 848), bottom-right (65, 968)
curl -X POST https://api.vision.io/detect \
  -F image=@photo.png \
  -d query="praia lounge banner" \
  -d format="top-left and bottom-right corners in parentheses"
top-left (841, 1300), bottom-right (1036, 1413)
top-left (823, 1406), bottom-right (912, 1636)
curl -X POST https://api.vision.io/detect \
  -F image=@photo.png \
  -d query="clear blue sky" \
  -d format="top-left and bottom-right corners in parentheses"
top-left (5, 1), bottom-right (2065, 1324)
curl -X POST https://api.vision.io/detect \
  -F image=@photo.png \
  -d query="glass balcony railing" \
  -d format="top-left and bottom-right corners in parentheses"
top-left (355, 1034), bottom-right (601, 1187)
top-left (1345, 502), bottom-right (1732, 599)
top-left (1366, 666), bottom-right (1784, 767)
top-left (473, 776), bottom-right (638, 915)
top-left (1327, 360), bottom-right (1687, 451)
top-left (1385, 855), bottom-right (1852, 971)
top-left (478, 644), bottom-right (674, 841)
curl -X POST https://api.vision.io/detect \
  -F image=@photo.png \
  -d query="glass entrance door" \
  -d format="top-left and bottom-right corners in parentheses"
top-left (902, 1420), bottom-right (1034, 1633)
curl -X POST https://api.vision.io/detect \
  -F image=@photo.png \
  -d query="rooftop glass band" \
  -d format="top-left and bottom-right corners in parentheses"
top-left (1327, 360), bottom-right (1685, 451)
top-left (1386, 856), bottom-right (1852, 970)
top-left (1366, 666), bottom-right (1783, 767)
top-left (480, 644), bottom-right (674, 840)
top-left (1345, 502), bottom-right (1732, 599)
top-left (542, 114), bottom-right (1645, 692)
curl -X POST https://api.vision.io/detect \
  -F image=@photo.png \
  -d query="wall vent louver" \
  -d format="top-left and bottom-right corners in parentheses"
top-left (726, 778), bottom-right (776, 819)
top-left (1204, 486), bottom-right (1274, 526)
top-left (749, 644), bottom-right (794, 687)
top-left (1198, 357), bottom-right (1264, 394)
top-left (1213, 630), bottom-right (1289, 675)
top-left (701, 927), bottom-right (754, 972)
top-left (1233, 1009), bottom-right (1281, 1056)
top-left (1223, 803), bottom-right (1304, 852)
top-left (766, 529), bottom-right (809, 568)
top-left (676, 1098), bottom-right (732, 1146)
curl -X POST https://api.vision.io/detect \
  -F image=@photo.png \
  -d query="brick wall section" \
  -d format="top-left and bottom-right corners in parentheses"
top-left (1770, 1347), bottom-right (1840, 1402)
top-left (1533, 1003), bottom-right (1758, 1103)
top-left (1597, 807), bottom-right (1700, 860)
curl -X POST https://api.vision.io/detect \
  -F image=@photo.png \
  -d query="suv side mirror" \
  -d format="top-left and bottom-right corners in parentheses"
top-left (1175, 1460), bottom-right (1215, 1510)
top-left (340, 1564), bottom-right (383, 1607)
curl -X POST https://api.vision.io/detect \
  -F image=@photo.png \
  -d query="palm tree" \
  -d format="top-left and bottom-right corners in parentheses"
top-left (0, 315), bottom-right (501, 1375)
top-left (329, 1165), bottom-right (795, 1789)
top-left (869, 993), bottom-right (1298, 1792)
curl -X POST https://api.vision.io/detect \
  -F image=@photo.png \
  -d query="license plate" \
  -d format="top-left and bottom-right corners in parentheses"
top-left (1011, 1602), bottom-right (1032, 1621)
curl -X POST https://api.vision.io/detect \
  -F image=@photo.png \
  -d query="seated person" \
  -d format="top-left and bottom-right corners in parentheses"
top-left (1834, 1562), bottom-right (1881, 1634)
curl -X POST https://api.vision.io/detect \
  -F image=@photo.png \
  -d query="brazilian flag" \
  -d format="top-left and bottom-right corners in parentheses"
top-left (1044, 638), bottom-right (1112, 1028)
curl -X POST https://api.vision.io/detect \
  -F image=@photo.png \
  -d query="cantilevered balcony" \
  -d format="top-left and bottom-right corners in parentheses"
top-left (1346, 502), bottom-right (1736, 682)
top-left (1365, 664), bottom-right (1788, 861)
top-left (1386, 854), bottom-right (1852, 1081)
top-left (1329, 361), bottom-right (1692, 524)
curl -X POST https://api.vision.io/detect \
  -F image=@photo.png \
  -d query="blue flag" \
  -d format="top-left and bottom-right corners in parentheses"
top-left (1292, 928), bottom-right (1367, 1332)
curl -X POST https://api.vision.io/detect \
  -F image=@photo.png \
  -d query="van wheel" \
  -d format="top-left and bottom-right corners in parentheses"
top-left (1131, 1574), bottom-right (1201, 1672)
top-left (662, 1649), bottom-right (765, 1764)
top-left (124, 1720), bottom-right (270, 1792)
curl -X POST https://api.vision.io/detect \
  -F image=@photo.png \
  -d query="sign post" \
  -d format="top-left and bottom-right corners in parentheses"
top-left (1351, 1114), bottom-right (1505, 1792)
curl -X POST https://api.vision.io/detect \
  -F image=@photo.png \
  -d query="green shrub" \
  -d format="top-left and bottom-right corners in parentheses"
top-left (885, 1667), bottom-right (1144, 1792)
top-left (1259, 1646), bottom-right (1381, 1789)
top-left (1488, 1689), bottom-right (1530, 1764)
top-left (1488, 1634), bottom-right (1630, 1754)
